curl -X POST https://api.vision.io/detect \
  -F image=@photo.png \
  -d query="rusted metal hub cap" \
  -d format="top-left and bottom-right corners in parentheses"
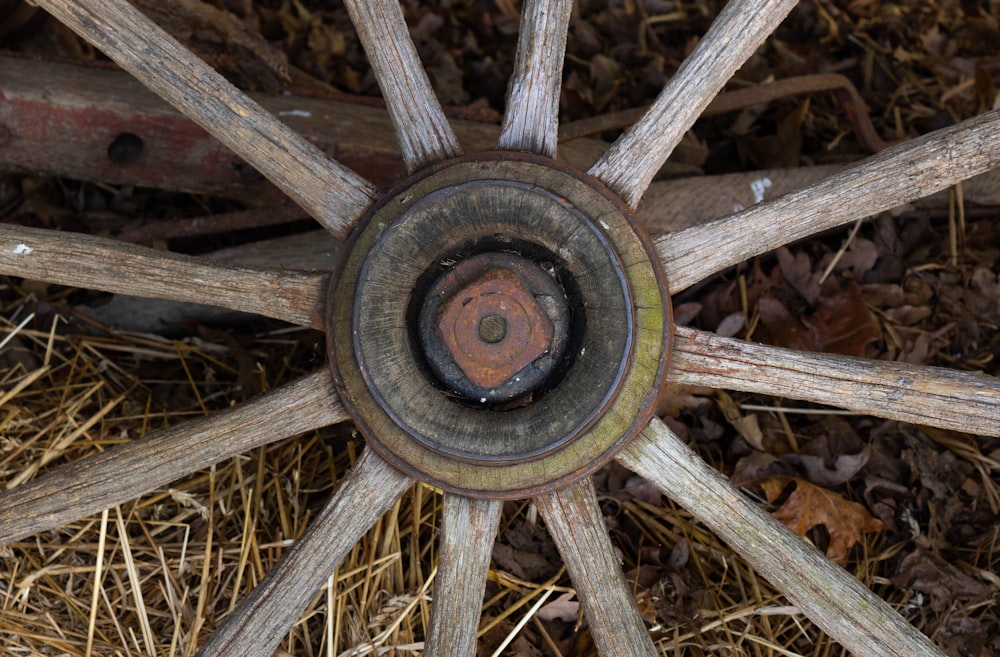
top-left (328, 153), bottom-right (672, 498)
top-left (419, 252), bottom-right (570, 403)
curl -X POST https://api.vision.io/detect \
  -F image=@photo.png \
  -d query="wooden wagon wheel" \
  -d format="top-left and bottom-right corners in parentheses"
top-left (1, 0), bottom-right (998, 655)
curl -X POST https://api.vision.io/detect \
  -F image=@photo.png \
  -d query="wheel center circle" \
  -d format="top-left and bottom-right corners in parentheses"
top-left (478, 315), bottom-right (507, 344)
top-left (419, 252), bottom-right (570, 403)
top-left (328, 153), bottom-right (673, 498)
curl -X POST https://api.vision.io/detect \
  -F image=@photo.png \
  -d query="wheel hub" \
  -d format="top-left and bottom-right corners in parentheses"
top-left (328, 153), bottom-right (673, 497)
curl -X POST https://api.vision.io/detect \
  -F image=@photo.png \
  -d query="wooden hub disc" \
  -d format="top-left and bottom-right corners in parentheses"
top-left (328, 153), bottom-right (672, 498)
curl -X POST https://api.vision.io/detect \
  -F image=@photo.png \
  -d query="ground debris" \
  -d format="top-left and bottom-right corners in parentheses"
top-left (2, 0), bottom-right (999, 655)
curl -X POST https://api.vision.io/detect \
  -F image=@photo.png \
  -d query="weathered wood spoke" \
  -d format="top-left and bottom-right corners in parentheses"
top-left (657, 109), bottom-right (1000, 293)
top-left (589, 0), bottom-right (798, 206)
top-left (0, 370), bottom-right (345, 545)
top-left (669, 326), bottom-right (1000, 436)
top-left (496, 0), bottom-right (574, 158)
top-left (343, 0), bottom-right (461, 172)
top-left (35, 0), bottom-right (376, 239)
top-left (0, 225), bottom-right (328, 330)
top-left (618, 418), bottom-right (946, 657)
top-left (424, 495), bottom-right (502, 657)
top-left (534, 479), bottom-right (657, 657)
top-left (196, 449), bottom-right (412, 657)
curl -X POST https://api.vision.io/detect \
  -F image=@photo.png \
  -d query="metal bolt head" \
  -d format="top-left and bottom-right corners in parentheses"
top-left (478, 314), bottom-right (508, 343)
top-left (435, 267), bottom-right (554, 390)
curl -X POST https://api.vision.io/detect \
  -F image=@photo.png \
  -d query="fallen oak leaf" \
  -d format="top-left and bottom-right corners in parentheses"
top-left (760, 476), bottom-right (885, 566)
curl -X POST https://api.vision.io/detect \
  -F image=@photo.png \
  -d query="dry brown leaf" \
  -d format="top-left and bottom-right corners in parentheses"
top-left (891, 547), bottom-right (989, 612)
top-left (536, 592), bottom-right (580, 623)
top-left (777, 246), bottom-right (821, 304)
top-left (840, 237), bottom-right (879, 277)
top-left (788, 445), bottom-right (872, 487)
top-left (761, 476), bottom-right (885, 566)
top-left (861, 283), bottom-right (905, 307)
top-left (672, 301), bottom-right (703, 326)
top-left (717, 391), bottom-right (765, 451)
top-left (788, 424), bottom-right (872, 487)
top-left (757, 295), bottom-right (816, 352)
top-left (715, 311), bottom-right (747, 337)
top-left (730, 451), bottom-right (795, 489)
top-left (805, 283), bottom-right (881, 356)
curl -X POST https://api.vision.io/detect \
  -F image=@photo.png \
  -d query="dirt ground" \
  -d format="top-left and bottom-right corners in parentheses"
top-left (1, 0), bottom-right (999, 656)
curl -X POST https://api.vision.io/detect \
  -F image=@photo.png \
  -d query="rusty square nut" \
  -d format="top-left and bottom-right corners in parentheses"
top-left (435, 268), bottom-right (554, 390)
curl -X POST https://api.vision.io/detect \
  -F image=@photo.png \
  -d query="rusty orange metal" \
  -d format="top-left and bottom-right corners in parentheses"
top-left (435, 267), bottom-right (554, 390)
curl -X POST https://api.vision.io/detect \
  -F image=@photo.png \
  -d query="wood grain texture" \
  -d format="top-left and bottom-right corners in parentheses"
top-left (657, 109), bottom-right (1000, 293)
top-left (330, 155), bottom-right (669, 497)
top-left (0, 370), bottom-right (345, 545)
top-left (668, 326), bottom-right (1000, 436)
top-left (637, 166), bottom-right (1000, 235)
top-left (342, 0), bottom-right (461, 172)
top-left (36, 0), bottom-right (375, 239)
top-left (535, 479), bottom-right (657, 657)
top-left (196, 449), bottom-right (412, 657)
top-left (589, 0), bottom-right (798, 206)
top-left (497, 0), bottom-right (574, 157)
top-left (424, 495), bottom-right (502, 657)
top-left (0, 224), bottom-right (329, 330)
top-left (0, 56), bottom-right (610, 200)
top-left (619, 418), bottom-right (946, 657)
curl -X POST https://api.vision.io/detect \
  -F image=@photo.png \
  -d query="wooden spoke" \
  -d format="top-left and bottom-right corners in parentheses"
top-left (669, 326), bottom-right (1000, 436)
top-left (196, 449), bottom-right (412, 657)
top-left (36, 0), bottom-right (375, 239)
top-left (0, 370), bottom-right (344, 545)
top-left (534, 479), bottom-right (657, 657)
top-left (424, 495), bottom-right (502, 657)
top-left (496, 0), bottom-right (574, 157)
top-left (657, 109), bottom-right (1000, 293)
top-left (1, 224), bottom-right (328, 330)
top-left (589, 0), bottom-right (798, 206)
top-left (619, 418), bottom-right (946, 657)
top-left (343, 0), bottom-right (461, 172)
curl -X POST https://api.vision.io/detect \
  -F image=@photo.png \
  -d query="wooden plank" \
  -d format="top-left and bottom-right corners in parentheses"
top-left (497, 0), bottom-right (573, 157)
top-left (3, 53), bottom-right (997, 235)
top-left (619, 418), bottom-right (946, 657)
top-left (196, 449), bottom-right (412, 657)
top-left (34, 0), bottom-right (376, 239)
top-left (424, 495), bottom-right (501, 657)
top-left (0, 370), bottom-right (345, 544)
top-left (0, 56), bottom-right (608, 199)
top-left (343, 0), bottom-right (462, 171)
top-left (656, 109), bottom-right (1000, 293)
top-left (0, 224), bottom-right (329, 330)
top-left (534, 479), bottom-right (657, 657)
top-left (589, 0), bottom-right (799, 207)
top-left (668, 326), bottom-right (1000, 436)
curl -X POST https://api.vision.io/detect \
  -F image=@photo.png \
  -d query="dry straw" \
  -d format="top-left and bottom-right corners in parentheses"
top-left (0, 292), bottom-right (970, 656)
